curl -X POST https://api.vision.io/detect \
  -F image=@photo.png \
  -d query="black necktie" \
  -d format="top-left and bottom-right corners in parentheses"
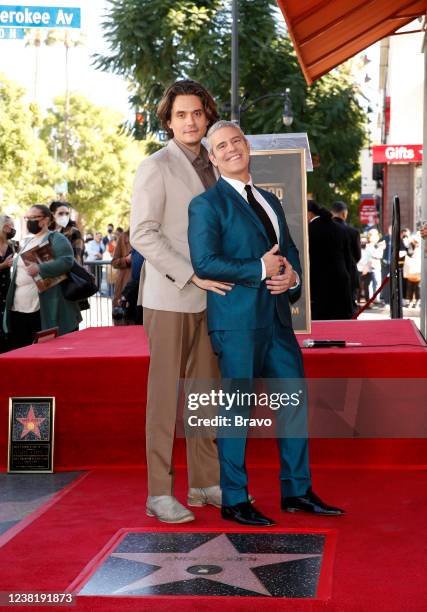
top-left (244, 185), bottom-right (277, 246)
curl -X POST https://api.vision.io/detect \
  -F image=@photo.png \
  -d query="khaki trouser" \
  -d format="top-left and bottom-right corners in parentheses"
top-left (143, 308), bottom-right (220, 495)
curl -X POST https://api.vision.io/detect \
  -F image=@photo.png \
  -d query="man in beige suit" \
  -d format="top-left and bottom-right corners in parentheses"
top-left (130, 80), bottom-right (231, 523)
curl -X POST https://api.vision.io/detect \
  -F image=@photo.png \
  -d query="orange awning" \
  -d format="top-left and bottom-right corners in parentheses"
top-left (277, 0), bottom-right (427, 84)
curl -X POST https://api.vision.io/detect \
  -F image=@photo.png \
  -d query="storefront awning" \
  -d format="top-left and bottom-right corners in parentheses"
top-left (277, 0), bottom-right (427, 84)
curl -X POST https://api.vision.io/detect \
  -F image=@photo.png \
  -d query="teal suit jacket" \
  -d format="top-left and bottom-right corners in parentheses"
top-left (188, 177), bottom-right (301, 332)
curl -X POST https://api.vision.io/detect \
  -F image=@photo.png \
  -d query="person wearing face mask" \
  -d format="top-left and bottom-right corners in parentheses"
top-left (3, 205), bottom-right (81, 350)
top-left (49, 201), bottom-right (84, 265)
top-left (0, 215), bottom-right (17, 353)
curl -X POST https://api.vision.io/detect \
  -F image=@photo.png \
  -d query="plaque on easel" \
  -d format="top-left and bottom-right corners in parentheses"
top-left (8, 397), bottom-right (55, 473)
top-left (248, 135), bottom-right (312, 333)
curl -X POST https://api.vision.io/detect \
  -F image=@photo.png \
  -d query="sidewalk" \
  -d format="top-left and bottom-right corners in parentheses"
top-left (358, 302), bottom-right (421, 330)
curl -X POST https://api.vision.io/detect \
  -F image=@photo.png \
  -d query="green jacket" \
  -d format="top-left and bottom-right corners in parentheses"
top-left (3, 231), bottom-right (82, 335)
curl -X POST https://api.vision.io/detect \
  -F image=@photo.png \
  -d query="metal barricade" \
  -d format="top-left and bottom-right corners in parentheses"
top-left (79, 260), bottom-right (114, 328)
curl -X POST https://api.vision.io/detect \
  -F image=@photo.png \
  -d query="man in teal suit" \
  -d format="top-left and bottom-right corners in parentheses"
top-left (188, 121), bottom-right (344, 526)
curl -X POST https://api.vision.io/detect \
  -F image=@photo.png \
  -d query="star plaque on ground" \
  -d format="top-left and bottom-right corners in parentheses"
top-left (8, 397), bottom-right (55, 473)
top-left (77, 530), bottom-right (334, 598)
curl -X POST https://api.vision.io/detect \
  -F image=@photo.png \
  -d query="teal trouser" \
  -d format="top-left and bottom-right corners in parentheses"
top-left (210, 317), bottom-right (311, 507)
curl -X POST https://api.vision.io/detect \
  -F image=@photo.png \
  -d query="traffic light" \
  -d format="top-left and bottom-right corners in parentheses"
top-left (133, 111), bottom-right (145, 140)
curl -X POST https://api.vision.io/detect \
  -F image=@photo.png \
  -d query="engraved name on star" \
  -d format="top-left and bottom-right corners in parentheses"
top-left (111, 533), bottom-right (320, 596)
top-left (16, 405), bottom-right (46, 439)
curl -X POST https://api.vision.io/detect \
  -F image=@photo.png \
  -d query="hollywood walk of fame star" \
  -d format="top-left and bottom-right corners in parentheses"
top-left (112, 533), bottom-right (321, 596)
top-left (16, 406), bottom-right (46, 439)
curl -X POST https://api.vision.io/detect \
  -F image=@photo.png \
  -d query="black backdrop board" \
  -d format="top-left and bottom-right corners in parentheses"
top-left (249, 148), bottom-right (311, 333)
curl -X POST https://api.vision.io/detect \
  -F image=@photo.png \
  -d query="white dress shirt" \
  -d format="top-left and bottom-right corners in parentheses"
top-left (222, 175), bottom-right (299, 287)
top-left (12, 235), bottom-right (46, 313)
top-left (85, 239), bottom-right (105, 262)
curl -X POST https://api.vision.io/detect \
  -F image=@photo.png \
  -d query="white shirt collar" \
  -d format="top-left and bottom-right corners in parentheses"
top-left (221, 174), bottom-right (253, 197)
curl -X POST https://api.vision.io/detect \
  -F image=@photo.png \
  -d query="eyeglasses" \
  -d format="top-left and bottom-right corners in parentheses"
top-left (56, 212), bottom-right (70, 216)
top-left (24, 216), bottom-right (45, 221)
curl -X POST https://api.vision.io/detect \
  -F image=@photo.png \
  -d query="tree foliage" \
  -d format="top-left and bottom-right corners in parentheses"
top-left (96, 0), bottom-right (367, 209)
top-left (1, 73), bottom-right (143, 229)
top-left (39, 94), bottom-right (142, 228)
top-left (0, 73), bottom-right (61, 213)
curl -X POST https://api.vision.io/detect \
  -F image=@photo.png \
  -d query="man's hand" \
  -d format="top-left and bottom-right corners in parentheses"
top-left (262, 244), bottom-right (284, 278)
top-left (26, 263), bottom-right (40, 277)
top-left (191, 274), bottom-right (234, 296)
top-left (266, 257), bottom-right (297, 295)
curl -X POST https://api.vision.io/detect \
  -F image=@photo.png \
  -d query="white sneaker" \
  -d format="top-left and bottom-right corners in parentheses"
top-left (146, 495), bottom-right (195, 523)
top-left (187, 485), bottom-right (222, 508)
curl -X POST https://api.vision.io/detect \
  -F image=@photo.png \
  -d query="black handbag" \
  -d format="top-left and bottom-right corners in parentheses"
top-left (61, 261), bottom-right (98, 301)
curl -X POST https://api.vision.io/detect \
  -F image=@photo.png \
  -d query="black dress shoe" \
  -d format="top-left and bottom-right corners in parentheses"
top-left (221, 501), bottom-right (275, 526)
top-left (281, 488), bottom-right (345, 516)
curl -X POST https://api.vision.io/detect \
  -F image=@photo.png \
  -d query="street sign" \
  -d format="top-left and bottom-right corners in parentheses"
top-left (0, 5), bottom-right (80, 28)
top-left (359, 197), bottom-right (378, 224)
top-left (0, 26), bottom-right (24, 39)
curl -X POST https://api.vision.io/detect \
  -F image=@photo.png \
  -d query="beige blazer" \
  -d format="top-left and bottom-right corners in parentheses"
top-left (130, 139), bottom-right (213, 312)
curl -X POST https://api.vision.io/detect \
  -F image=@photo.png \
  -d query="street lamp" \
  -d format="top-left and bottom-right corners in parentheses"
top-left (231, 0), bottom-right (239, 124)
top-left (282, 88), bottom-right (294, 127)
top-left (239, 90), bottom-right (294, 127)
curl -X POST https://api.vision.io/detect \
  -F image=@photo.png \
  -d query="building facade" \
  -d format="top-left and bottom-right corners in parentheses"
top-left (373, 25), bottom-right (424, 231)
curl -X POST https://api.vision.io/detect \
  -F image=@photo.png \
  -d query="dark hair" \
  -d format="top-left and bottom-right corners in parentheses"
top-left (157, 80), bottom-right (219, 139)
top-left (331, 201), bottom-right (348, 214)
top-left (48, 201), bottom-right (74, 231)
top-left (31, 204), bottom-right (53, 222)
top-left (50, 200), bottom-right (71, 214)
top-left (307, 199), bottom-right (331, 219)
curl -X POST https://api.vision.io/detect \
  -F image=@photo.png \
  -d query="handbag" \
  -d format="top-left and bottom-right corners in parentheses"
top-left (61, 261), bottom-right (98, 301)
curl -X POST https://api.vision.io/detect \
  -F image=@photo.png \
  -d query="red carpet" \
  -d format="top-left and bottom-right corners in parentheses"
top-left (1, 321), bottom-right (425, 609)
top-left (0, 466), bottom-right (426, 611)
top-left (1, 320), bottom-right (426, 470)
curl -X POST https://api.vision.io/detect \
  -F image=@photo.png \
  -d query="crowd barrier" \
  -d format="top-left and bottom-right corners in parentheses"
top-left (80, 260), bottom-right (114, 328)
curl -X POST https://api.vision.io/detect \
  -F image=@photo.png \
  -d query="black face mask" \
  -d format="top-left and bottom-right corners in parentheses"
top-left (27, 219), bottom-right (41, 234)
top-left (5, 228), bottom-right (16, 239)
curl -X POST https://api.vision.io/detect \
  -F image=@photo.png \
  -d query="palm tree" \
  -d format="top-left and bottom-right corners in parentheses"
top-left (44, 29), bottom-right (86, 163)
top-left (25, 28), bottom-right (85, 162)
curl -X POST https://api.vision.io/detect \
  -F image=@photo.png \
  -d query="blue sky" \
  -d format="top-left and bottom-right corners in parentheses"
top-left (0, 1), bottom-right (130, 116)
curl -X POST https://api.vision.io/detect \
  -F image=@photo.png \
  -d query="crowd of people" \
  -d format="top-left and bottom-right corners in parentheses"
top-left (0, 205), bottom-right (142, 353)
top-left (307, 200), bottom-right (424, 320)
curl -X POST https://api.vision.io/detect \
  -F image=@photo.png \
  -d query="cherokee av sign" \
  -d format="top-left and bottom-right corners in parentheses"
top-left (0, 5), bottom-right (80, 28)
top-left (372, 144), bottom-right (423, 164)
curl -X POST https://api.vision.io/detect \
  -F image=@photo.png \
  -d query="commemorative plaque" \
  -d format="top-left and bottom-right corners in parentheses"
top-left (248, 137), bottom-right (311, 333)
top-left (8, 397), bottom-right (55, 473)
